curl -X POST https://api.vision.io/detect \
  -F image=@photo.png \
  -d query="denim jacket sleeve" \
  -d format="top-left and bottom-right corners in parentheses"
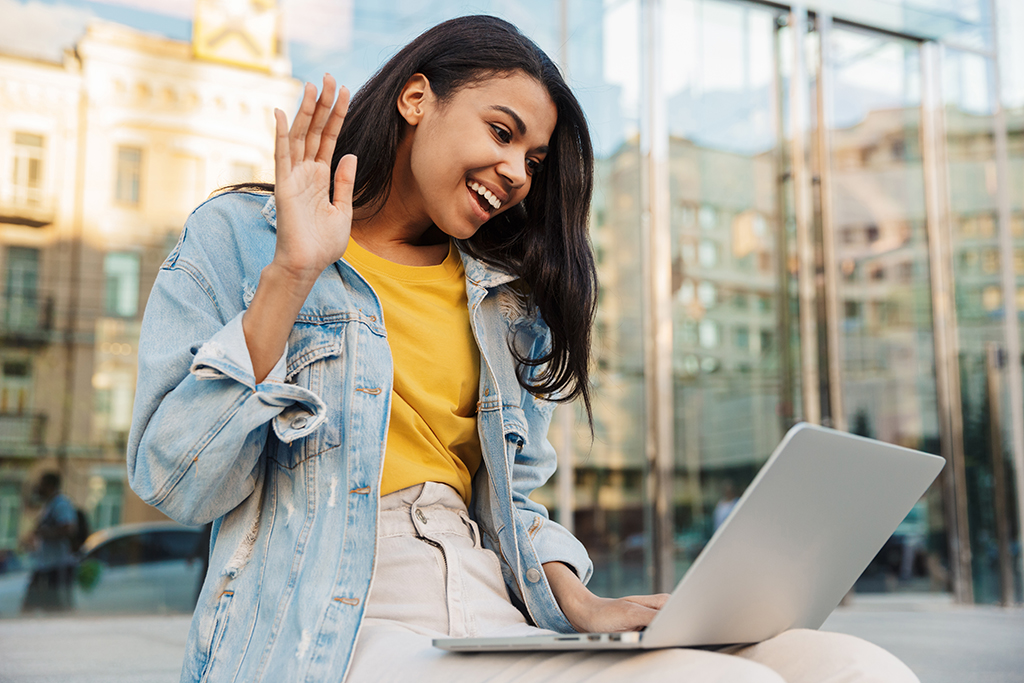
top-left (513, 401), bottom-right (594, 587)
top-left (509, 318), bottom-right (594, 586)
top-left (126, 194), bottom-right (327, 526)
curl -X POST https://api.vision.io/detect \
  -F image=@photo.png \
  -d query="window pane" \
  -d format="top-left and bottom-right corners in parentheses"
top-left (0, 482), bottom-right (21, 551)
top-left (26, 159), bottom-right (40, 187)
top-left (943, 48), bottom-right (1024, 602)
top-left (115, 146), bottom-right (142, 205)
top-left (153, 531), bottom-right (203, 561)
top-left (544, 0), bottom-right (649, 598)
top-left (826, 28), bottom-right (948, 594)
top-left (89, 536), bottom-right (143, 568)
top-left (3, 247), bottom-right (40, 331)
top-left (665, 0), bottom-right (797, 585)
top-left (103, 253), bottom-right (140, 318)
top-left (11, 132), bottom-right (45, 205)
top-left (13, 133), bottom-right (42, 147)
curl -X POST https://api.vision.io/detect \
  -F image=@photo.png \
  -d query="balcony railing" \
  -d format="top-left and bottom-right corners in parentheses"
top-left (0, 297), bottom-right (55, 345)
top-left (0, 413), bottom-right (46, 453)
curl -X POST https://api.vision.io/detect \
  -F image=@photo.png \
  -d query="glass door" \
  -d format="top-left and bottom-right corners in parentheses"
top-left (814, 21), bottom-right (953, 594)
top-left (663, 0), bottom-right (799, 582)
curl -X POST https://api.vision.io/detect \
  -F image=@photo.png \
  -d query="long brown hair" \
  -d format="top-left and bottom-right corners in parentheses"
top-left (238, 16), bottom-right (598, 422)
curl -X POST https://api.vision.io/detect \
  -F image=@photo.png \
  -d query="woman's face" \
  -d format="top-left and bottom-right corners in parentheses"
top-left (399, 71), bottom-right (558, 240)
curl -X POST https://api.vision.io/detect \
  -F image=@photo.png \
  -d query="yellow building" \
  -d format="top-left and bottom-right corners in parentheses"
top-left (0, 18), bottom-right (301, 545)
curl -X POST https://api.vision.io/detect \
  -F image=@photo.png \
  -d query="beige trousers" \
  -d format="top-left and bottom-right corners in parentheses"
top-left (346, 483), bottom-right (919, 683)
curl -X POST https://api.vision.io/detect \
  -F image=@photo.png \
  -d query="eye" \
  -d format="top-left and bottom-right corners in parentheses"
top-left (490, 124), bottom-right (512, 144)
top-left (526, 158), bottom-right (544, 175)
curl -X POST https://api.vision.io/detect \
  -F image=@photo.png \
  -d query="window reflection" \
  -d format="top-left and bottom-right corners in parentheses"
top-left (665, 0), bottom-right (794, 582)
top-left (824, 27), bottom-right (951, 593)
top-left (544, 0), bottom-right (649, 600)
top-left (943, 47), bottom-right (1023, 603)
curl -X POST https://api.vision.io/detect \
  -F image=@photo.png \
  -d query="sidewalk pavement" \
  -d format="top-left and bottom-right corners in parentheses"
top-left (0, 598), bottom-right (1021, 682)
top-left (822, 597), bottom-right (1024, 683)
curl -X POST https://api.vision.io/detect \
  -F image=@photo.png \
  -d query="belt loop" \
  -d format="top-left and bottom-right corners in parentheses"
top-left (458, 510), bottom-right (481, 548)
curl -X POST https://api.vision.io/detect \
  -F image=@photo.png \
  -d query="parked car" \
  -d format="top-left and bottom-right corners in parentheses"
top-left (0, 521), bottom-right (207, 617)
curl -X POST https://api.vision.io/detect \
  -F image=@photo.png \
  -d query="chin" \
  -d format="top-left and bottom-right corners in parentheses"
top-left (440, 222), bottom-right (485, 242)
top-left (452, 229), bottom-right (482, 242)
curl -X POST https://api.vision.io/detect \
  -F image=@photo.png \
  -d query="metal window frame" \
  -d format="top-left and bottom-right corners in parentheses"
top-left (921, 40), bottom-right (975, 604)
top-left (640, 0), bottom-right (676, 594)
top-left (813, 11), bottom-right (844, 433)
top-left (790, 4), bottom-right (822, 426)
top-left (739, 0), bottom-right (998, 58)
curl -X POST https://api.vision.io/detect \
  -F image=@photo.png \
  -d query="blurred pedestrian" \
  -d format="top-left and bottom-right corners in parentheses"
top-left (713, 479), bottom-right (739, 531)
top-left (19, 471), bottom-right (77, 612)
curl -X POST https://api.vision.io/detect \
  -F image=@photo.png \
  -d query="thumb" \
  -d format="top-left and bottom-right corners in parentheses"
top-left (333, 154), bottom-right (357, 210)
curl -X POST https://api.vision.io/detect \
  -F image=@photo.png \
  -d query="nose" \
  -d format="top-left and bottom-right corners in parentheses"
top-left (496, 151), bottom-right (529, 190)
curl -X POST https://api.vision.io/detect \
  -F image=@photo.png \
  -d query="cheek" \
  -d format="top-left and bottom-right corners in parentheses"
top-left (409, 146), bottom-right (453, 200)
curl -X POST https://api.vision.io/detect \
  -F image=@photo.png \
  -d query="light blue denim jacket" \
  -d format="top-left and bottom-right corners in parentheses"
top-left (127, 192), bottom-right (593, 682)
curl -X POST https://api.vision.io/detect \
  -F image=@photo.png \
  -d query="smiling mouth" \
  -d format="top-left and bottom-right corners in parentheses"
top-left (468, 181), bottom-right (502, 211)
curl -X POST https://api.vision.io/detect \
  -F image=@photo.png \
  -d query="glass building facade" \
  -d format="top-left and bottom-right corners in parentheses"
top-left (0, 0), bottom-right (1021, 620)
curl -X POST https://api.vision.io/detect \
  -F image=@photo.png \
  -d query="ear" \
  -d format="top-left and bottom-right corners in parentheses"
top-left (397, 73), bottom-right (431, 125)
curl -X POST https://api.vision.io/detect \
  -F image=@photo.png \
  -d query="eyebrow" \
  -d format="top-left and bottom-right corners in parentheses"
top-left (488, 105), bottom-right (550, 153)
top-left (490, 105), bottom-right (526, 134)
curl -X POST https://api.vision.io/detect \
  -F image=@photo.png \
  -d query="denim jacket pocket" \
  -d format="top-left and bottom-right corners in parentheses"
top-left (271, 322), bottom-right (346, 469)
top-left (198, 588), bottom-right (235, 683)
top-left (502, 405), bottom-right (529, 462)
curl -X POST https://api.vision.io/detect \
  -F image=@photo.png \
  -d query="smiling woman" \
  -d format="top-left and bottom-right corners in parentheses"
top-left (354, 71), bottom-right (557, 249)
top-left (126, 14), bottom-right (920, 683)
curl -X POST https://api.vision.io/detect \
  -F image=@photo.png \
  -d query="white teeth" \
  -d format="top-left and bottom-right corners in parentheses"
top-left (468, 181), bottom-right (501, 210)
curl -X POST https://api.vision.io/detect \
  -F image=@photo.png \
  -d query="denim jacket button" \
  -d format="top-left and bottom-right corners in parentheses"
top-left (291, 415), bottom-right (308, 430)
top-left (525, 568), bottom-right (542, 583)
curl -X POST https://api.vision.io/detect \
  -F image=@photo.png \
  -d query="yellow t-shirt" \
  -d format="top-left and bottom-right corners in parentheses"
top-left (344, 237), bottom-right (482, 503)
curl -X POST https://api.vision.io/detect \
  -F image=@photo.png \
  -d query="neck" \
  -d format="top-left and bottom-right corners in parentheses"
top-left (350, 207), bottom-right (449, 267)
top-left (350, 139), bottom-right (448, 266)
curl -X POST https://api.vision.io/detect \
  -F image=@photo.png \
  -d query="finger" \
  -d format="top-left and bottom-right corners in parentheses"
top-left (316, 84), bottom-right (351, 164)
top-left (591, 598), bottom-right (658, 633)
top-left (273, 108), bottom-right (290, 183)
top-left (289, 82), bottom-right (318, 166)
top-left (621, 594), bottom-right (670, 610)
top-left (333, 153), bottom-right (357, 212)
top-left (618, 601), bottom-right (660, 631)
top-left (304, 74), bottom-right (337, 160)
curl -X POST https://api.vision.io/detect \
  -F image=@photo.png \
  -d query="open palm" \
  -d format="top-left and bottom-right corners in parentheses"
top-left (273, 75), bottom-right (358, 282)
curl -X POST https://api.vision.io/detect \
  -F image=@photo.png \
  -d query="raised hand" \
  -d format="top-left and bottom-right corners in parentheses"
top-left (272, 75), bottom-right (358, 284)
top-left (242, 75), bottom-right (357, 384)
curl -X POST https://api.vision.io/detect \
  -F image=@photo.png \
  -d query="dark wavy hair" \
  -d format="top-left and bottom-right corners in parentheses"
top-left (239, 15), bottom-right (597, 421)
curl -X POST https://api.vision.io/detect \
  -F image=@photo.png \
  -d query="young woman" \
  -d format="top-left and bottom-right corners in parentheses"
top-left (128, 15), bottom-right (919, 683)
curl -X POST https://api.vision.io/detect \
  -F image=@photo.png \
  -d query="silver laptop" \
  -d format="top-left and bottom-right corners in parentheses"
top-left (434, 422), bottom-right (945, 652)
